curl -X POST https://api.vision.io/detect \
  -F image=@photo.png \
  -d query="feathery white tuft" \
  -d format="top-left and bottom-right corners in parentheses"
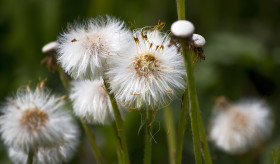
top-left (192, 34), bottom-right (206, 47)
top-left (8, 122), bottom-right (79, 164)
top-left (0, 86), bottom-right (80, 154)
top-left (70, 79), bottom-right (116, 124)
top-left (42, 41), bottom-right (58, 53)
top-left (57, 16), bottom-right (132, 79)
top-left (210, 99), bottom-right (273, 154)
top-left (171, 20), bottom-right (194, 38)
top-left (107, 30), bottom-right (186, 109)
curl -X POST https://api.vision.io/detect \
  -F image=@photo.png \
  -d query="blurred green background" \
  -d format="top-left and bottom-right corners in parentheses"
top-left (0, 0), bottom-right (280, 163)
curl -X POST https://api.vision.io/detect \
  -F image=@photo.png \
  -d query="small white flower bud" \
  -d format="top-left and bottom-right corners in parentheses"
top-left (42, 41), bottom-right (58, 53)
top-left (192, 34), bottom-right (206, 47)
top-left (171, 20), bottom-right (194, 38)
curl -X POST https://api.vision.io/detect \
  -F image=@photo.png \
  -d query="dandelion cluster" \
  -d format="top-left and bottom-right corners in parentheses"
top-left (210, 97), bottom-right (273, 154)
top-left (0, 86), bottom-right (79, 163)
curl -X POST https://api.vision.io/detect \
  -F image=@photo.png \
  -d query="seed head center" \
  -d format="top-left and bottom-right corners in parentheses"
top-left (20, 107), bottom-right (49, 131)
top-left (134, 54), bottom-right (158, 76)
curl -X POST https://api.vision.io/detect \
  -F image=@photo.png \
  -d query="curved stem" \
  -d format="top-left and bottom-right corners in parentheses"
top-left (176, 91), bottom-right (188, 164)
top-left (26, 149), bottom-right (34, 164)
top-left (164, 105), bottom-right (176, 164)
top-left (81, 120), bottom-right (104, 164)
top-left (112, 122), bottom-right (125, 164)
top-left (144, 110), bottom-right (153, 164)
top-left (104, 82), bottom-right (130, 164)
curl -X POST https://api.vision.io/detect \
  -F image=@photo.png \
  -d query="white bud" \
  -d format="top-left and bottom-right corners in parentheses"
top-left (42, 41), bottom-right (58, 53)
top-left (192, 34), bottom-right (206, 47)
top-left (171, 20), bottom-right (194, 38)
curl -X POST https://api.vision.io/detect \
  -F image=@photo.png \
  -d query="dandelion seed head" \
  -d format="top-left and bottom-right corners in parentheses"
top-left (210, 98), bottom-right (273, 154)
top-left (0, 86), bottom-right (78, 153)
top-left (107, 30), bottom-right (186, 109)
top-left (70, 79), bottom-right (116, 124)
top-left (57, 16), bottom-right (132, 79)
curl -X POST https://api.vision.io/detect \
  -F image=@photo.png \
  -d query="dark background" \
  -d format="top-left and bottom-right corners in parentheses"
top-left (0, 0), bottom-right (280, 163)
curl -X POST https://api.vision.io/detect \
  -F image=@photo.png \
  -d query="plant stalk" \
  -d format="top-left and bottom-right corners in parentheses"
top-left (176, 91), bottom-right (189, 164)
top-left (164, 105), bottom-right (176, 164)
top-left (27, 149), bottom-right (34, 164)
top-left (81, 120), bottom-right (104, 164)
top-left (104, 82), bottom-right (130, 164)
top-left (144, 110), bottom-right (153, 164)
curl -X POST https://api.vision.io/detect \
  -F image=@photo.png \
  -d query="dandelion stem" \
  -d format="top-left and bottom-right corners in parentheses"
top-left (176, 91), bottom-right (189, 164)
top-left (112, 122), bottom-right (125, 164)
top-left (81, 120), bottom-right (104, 164)
top-left (104, 82), bottom-right (130, 164)
top-left (144, 110), bottom-right (153, 164)
top-left (26, 149), bottom-right (34, 164)
top-left (176, 0), bottom-right (213, 163)
top-left (164, 105), bottom-right (176, 164)
top-left (55, 65), bottom-right (104, 164)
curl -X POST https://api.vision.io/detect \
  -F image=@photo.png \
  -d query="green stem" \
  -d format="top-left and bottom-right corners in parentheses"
top-left (176, 0), bottom-right (186, 20)
top-left (144, 110), bottom-right (153, 164)
top-left (81, 120), bottom-right (104, 164)
top-left (55, 65), bottom-right (104, 164)
top-left (104, 82), bottom-right (130, 164)
top-left (176, 91), bottom-right (188, 164)
top-left (26, 149), bottom-right (34, 164)
top-left (184, 47), bottom-right (202, 164)
top-left (112, 122), bottom-right (125, 164)
top-left (164, 105), bottom-right (176, 164)
top-left (176, 0), bottom-right (213, 163)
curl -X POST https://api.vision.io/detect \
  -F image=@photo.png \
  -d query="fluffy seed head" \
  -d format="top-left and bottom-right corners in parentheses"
top-left (0, 86), bottom-right (79, 153)
top-left (192, 34), bottom-right (206, 47)
top-left (171, 20), bottom-right (194, 38)
top-left (8, 120), bottom-right (79, 164)
top-left (70, 79), bottom-right (116, 124)
top-left (107, 30), bottom-right (186, 109)
top-left (210, 97), bottom-right (273, 154)
top-left (57, 16), bottom-right (132, 79)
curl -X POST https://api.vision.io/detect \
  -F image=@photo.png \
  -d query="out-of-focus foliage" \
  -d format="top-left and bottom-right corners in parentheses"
top-left (0, 0), bottom-right (279, 163)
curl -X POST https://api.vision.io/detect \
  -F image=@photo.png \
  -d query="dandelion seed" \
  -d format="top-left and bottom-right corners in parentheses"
top-left (57, 16), bottom-right (132, 79)
top-left (0, 86), bottom-right (80, 153)
top-left (70, 79), bottom-right (117, 124)
top-left (210, 97), bottom-right (273, 154)
top-left (107, 30), bottom-right (186, 109)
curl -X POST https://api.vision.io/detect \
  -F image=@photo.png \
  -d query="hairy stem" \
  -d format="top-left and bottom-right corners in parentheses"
top-left (81, 120), bottom-right (104, 164)
top-left (164, 105), bottom-right (176, 164)
top-left (104, 82), bottom-right (130, 164)
top-left (176, 91), bottom-right (189, 164)
top-left (144, 110), bottom-right (154, 164)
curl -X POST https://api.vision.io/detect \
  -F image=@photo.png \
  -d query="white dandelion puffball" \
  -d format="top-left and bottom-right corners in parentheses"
top-left (192, 34), bottom-right (206, 47)
top-left (8, 124), bottom-right (79, 164)
top-left (0, 86), bottom-right (79, 153)
top-left (57, 16), bottom-right (132, 79)
top-left (70, 79), bottom-right (115, 124)
top-left (107, 30), bottom-right (186, 109)
top-left (171, 20), bottom-right (195, 38)
top-left (210, 99), bottom-right (273, 154)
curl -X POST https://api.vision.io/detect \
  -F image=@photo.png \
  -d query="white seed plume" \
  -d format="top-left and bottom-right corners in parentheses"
top-left (210, 97), bottom-right (273, 154)
top-left (70, 79), bottom-right (115, 124)
top-left (0, 86), bottom-right (79, 153)
top-left (8, 123), bottom-right (79, 164)
top-left (42, 41), bottom-right (58, 53)
top-left (192, 34), bottom-right (206, 47)
top-left (107, 30), bottom-right (186, 109)
top-left (57, 16), bottom-right (132, 79)
top-left (171, 20), bottom-right (194, 38)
